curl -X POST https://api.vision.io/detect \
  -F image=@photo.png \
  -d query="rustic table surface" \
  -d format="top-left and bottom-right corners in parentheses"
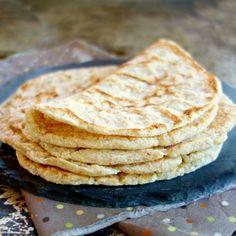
top-left (0, 0), bottom-right (236, 87)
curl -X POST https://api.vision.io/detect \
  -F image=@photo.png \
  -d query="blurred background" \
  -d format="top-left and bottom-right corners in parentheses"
top-left (0, 0), bottom-right (236, 85)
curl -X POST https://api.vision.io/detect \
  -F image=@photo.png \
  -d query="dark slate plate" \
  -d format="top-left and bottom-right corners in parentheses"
top-left (0, 60), bottom-right (236, 208)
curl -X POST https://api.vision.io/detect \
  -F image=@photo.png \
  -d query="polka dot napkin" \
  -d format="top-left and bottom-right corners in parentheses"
top-left (22, 187), bottom-right (236, 236)
top-left (118, 188), bottom-right (236, 236)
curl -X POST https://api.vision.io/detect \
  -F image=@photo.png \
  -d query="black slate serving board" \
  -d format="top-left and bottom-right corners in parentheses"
top-left (0, 60), bottom-right (236, 208)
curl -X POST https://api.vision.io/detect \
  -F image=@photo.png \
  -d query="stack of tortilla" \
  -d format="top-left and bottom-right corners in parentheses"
top-left (1, 39), bottom-right (236, 186)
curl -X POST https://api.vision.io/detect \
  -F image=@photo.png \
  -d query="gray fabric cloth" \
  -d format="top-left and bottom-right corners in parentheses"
top-left (22, 186), bottom-right (236, 236)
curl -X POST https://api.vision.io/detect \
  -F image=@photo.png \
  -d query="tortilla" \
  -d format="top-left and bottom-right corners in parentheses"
top-left (24, 104), bottom-right (217, 150)
top-left (26, 39), bottom-right (221, 138)
top-left (16, 145), bottom-right (222, 186)
top-left (0, 65), bottom-right (117, 130)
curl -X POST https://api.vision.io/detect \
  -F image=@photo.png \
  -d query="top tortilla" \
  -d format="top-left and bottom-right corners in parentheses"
top-left (26, 39), bottom-right (221, 137)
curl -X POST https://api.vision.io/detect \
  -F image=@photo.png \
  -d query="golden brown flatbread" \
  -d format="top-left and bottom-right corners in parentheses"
top-left (26, 40), bottom-right (221, 138)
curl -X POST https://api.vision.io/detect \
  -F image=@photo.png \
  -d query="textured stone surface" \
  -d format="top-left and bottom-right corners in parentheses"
top-left (0, 182), bottom-right (35, 235)
top-left (0, 0), bottom-right (236, 87)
